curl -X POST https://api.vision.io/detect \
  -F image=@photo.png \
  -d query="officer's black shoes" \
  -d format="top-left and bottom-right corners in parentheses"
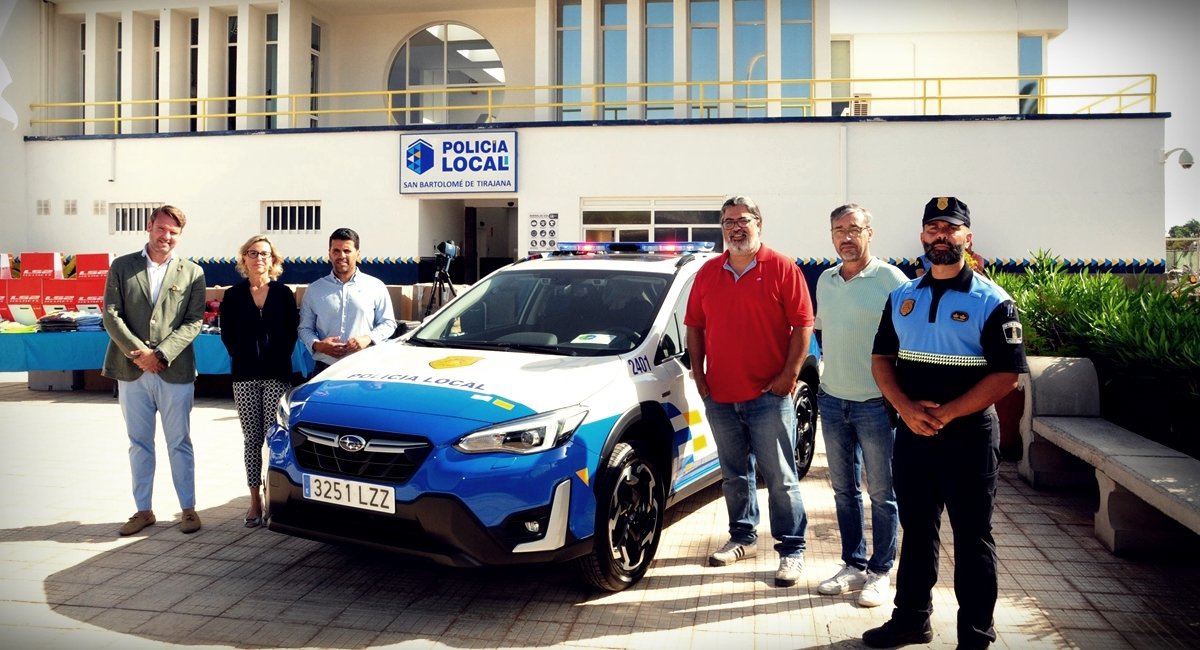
top-left (862, 617), bottom-right (934, 648)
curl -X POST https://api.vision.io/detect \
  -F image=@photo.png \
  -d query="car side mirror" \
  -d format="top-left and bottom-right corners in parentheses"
top-left (655, 334), bottom-right (680, 365)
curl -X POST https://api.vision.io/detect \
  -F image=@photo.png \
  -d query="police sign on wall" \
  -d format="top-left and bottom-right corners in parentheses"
top-left (400, 132), bottom-right (517, 194)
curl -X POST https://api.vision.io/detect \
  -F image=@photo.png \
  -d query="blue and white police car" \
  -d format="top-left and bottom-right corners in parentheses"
top-left (265, 242), bottom-right (820, 591)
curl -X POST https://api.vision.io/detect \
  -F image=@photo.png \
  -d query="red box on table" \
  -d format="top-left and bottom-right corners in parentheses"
top-left (6, 277), bottom-right (45, 325)
top-left (74, 278), bottom-right (107, 314)
top-left (73, 252), bottom-right (114, 279)
top-left (19, 252), bottom-right (65, 279)
top-left (41, 278), bottom-right (77, 314)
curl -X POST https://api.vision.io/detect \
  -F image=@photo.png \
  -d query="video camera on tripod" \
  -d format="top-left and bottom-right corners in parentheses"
top-left (425, 240), bottom-right (460, 317)
top-left (434, 240), bottom-right (459, 274)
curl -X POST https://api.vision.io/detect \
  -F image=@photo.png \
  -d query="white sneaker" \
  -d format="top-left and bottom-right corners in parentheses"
top-left (817, 564), bottom-right (867, 595)
top-left (774, 554), bottom-right (804, 587)
top-left (858, 571), bottom-right (891, 608)
top-left (709, 540), bottom-right (757, 566)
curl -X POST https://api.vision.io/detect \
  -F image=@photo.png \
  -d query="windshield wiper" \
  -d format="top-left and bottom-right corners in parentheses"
top-left (407, 337), bottom-right (450, 347)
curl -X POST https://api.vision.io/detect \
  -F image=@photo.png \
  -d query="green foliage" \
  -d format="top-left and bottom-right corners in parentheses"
top-left (1167, 219), bottom-right (1200, 239)
top-left (993, 251), bottom-right (1200, 382)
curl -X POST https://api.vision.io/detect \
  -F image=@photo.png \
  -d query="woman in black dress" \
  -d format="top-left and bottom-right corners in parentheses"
top-left (219, 234), bottom-right (299, 527)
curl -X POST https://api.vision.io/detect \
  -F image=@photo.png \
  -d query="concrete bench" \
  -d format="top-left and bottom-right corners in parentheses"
top-left (1017, 356), bottom-right (1200, 554)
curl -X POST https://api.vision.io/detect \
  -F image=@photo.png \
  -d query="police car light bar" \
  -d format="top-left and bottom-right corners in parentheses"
top-left (556, 241), bottom-right (716, 254)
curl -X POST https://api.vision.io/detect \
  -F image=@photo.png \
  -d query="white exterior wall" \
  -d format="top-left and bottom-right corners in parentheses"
top-left (3, 0), bottom-right (1167, 270)
top-left (20, 116), bottom-right (1163, 264)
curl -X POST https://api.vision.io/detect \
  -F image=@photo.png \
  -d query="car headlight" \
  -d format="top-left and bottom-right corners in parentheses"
top-left (275, 387), bottom-right (296, 429)
top-left (455, 406), bottom-right (588, 454)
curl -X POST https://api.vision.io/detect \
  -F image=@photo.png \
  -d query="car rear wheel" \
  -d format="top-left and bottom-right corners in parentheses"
top-left (577, 441), bottom-right (665, 591)
top-left (793, 380), bottom-right (818, 479)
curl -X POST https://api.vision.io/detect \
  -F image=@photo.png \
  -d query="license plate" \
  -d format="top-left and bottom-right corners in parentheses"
top-left (303, 474), bottom-right (396, 514)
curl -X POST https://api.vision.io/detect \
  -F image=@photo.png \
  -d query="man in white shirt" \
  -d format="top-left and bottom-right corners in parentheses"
top-left (299, 227), bottom-right (396, 376)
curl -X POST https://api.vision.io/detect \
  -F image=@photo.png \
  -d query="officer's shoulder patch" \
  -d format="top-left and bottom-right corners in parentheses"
top-left (1003, 321), bottom-right (1023, 345)
top-left (899, 298), bottom-right (915, 317)
top-left (951, 311), bottom-right (969, 322)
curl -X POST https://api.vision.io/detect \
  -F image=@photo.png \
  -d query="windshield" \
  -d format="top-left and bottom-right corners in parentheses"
top-left (412, 268), bottom-right (669, 356)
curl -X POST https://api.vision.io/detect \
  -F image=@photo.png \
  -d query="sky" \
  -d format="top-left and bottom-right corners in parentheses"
top-left (1048, 0), bottom-right (1200, 232)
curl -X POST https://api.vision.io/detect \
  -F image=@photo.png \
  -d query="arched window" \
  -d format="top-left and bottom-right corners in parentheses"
top-left (388, 23), bottom-right (505, 125)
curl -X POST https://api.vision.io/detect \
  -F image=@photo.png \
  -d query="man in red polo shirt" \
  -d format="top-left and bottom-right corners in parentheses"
top-left (685, 195), bottom-right (815, 587)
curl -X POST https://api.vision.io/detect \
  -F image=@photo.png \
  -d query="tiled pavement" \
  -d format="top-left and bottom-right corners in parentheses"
top-left (0, 374), bottom-right (1198, 649)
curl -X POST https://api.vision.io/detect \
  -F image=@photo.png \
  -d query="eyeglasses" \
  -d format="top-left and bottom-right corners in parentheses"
top-left (831, 226), bottom-right (869, 238)
top-left (245, 250), bottom-right (273, 259)
top-left (720, 217), bottom-right (758, 230)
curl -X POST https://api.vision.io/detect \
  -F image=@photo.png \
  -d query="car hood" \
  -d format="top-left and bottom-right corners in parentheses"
top-left (290, 343), bottom-right (625, 436)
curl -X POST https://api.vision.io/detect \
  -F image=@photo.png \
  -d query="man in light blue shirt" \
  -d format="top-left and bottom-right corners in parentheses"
top-left (814, 203), bottom-right (908, 607)
top-left (299, 227), bottom-right (396, 376)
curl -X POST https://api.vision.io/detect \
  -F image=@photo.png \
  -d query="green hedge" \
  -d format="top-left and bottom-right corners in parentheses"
top-left (993, 251), bottom-right (1200, 456)
top-left (993, 251), bottom-right (1200, 375)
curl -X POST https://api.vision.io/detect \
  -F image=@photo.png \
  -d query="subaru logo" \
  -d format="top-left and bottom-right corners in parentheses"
top-left (337, 434), bottom-right (367, 453)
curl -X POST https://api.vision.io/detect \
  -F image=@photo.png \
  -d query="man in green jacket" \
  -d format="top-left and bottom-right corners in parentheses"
top-left (102, 205), bottom-right (207, 536)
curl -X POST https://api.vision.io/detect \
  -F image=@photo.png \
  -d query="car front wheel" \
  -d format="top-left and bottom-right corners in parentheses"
top-left (577, 441), bottom-right (665, 591)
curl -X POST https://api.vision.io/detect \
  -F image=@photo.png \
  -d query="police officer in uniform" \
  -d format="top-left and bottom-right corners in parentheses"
top-left (863, 197), bottom-right (1028, 649)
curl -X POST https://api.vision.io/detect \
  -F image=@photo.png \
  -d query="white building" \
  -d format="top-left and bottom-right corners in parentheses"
top-left (0, 0), bottom-right (1171, 286)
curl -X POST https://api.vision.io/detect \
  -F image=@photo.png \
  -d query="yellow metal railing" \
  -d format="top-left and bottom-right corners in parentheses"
top-left (29, 73), bottom-right (1156, 136)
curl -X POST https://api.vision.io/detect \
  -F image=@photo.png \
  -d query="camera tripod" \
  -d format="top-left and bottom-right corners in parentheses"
top-left (424, 254), bottom-right (458, 317)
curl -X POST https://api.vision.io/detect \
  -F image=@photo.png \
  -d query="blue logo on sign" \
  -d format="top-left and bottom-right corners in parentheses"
top-left (406, 139), bottom-right (434, 175)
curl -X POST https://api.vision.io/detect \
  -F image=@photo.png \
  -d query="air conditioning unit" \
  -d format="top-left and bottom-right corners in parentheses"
top-left (851, 93), bottom-right (870, 116)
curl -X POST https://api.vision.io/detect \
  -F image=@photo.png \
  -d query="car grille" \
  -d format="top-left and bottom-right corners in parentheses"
top-left (292, 424), bottom-right (432, 483)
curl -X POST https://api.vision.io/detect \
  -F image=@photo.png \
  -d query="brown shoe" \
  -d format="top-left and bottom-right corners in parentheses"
top-left (179, 509), bottom-right (202, 534)
top-left (119, 511), bottom-right (156, 536)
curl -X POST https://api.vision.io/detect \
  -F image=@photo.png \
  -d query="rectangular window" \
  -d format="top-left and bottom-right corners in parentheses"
top-left (735, 0), bottom-right (765, 118)
top-left (689, 0), bottom-right (719, 118)
top-left (645, 0), bottom-right (674, 120)
top-left (557, 1), bottom-right (582, 121)
top-left (116, 20), bottom-right (123, 132)
top-left (581, 199), bottom-right (723, 250)
top-left (831, 39), bottom-right (850, 117)
top-left (601, 0), bottom-right (628, 120)
top-left (310, 22), bottom-right (321, 127)
top-left (1019, 34), bottom-right (1044, 115)
top-left (189, 18), bottom-right (199, 132)
top-left (264, 201), bottom-right (322, 232)
top-left (266, 13), bottom-right (279, 129)
top-left (94, 200), bottom-right (108, 216)
top-left (781, 0), bottom-right (814, 117)
top-left (64, 200), bottom-right (78, 216)
top-left (37, 199), bottom-right (50, 217)
top-left (79, 23), bottom-right (86, 129)
top-left (111, 202), bottom-right (162, 233)
top-left (153, 20), bottom-right (160, 131)
top-left (227, 16), bottom-right (238, 130)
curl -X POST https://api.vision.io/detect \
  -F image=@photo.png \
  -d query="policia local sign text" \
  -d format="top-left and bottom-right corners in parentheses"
top-left (401, 132), bottom-right (518, 194)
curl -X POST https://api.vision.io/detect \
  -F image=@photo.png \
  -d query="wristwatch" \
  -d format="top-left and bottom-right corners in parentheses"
top-left (154, 350), bottom-right (168, 365)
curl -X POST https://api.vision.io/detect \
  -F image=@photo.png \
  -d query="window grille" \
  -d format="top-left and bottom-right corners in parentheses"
top-left (111, 202), bottom-right (161, 233)
top-left (265, 201), bottom-right (322, 232)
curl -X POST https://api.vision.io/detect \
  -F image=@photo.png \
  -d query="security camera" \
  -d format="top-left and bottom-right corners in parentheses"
top-left (1162, 147), bottom-right (1194, 169)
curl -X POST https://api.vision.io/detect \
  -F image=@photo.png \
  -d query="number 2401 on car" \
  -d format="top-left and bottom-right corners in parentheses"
top-left (303, 474), bottom-right (396, 514)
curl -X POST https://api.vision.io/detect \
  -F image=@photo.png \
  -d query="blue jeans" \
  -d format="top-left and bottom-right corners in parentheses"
top-left (704, 392), bottom-right (807, 557)
top-left (818, 390), bottom-right (898, 574)
top-left (119, 373), bottom-right (196, 512)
